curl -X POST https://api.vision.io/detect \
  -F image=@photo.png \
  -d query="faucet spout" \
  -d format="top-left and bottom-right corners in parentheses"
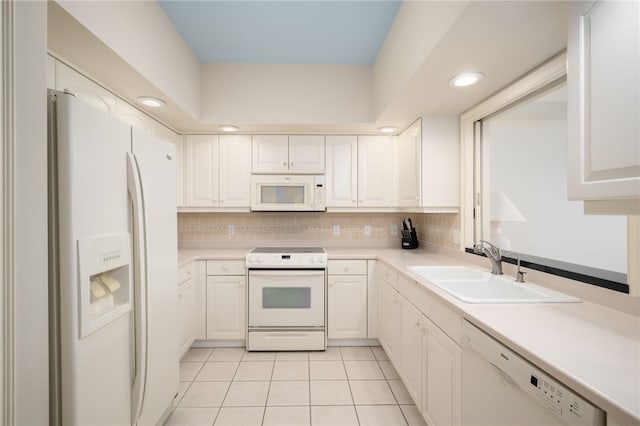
top-left (473, 240), bottom-right (504, 275)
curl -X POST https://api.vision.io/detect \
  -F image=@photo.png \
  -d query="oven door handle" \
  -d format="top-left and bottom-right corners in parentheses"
top-left (249, 269), bottom-right (325, 277)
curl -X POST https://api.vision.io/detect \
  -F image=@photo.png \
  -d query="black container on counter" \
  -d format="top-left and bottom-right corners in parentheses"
top-left (401, 218), bottom-right (419, 249)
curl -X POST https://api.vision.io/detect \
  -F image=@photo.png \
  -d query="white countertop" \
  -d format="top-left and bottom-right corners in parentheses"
top-left (178, 246), bottom-right (640, 424)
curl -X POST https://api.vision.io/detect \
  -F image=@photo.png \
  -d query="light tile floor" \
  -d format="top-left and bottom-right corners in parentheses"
top-left (166, 346), bottom-right (427, 426)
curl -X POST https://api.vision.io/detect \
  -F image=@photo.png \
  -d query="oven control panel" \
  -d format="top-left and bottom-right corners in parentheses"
top-left (246, 253), bottom-right (328, 268)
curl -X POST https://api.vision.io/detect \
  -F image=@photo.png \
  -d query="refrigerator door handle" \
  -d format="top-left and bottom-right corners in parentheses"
top-left (127, 152), bottom-right (148, 424)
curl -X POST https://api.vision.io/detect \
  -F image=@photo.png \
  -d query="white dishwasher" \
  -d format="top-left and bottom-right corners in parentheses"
top-left (461, 320), bottom-right (605, 426)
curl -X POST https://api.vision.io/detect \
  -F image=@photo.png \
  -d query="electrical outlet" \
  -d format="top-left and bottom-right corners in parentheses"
top-left (390, 225), bottom-right (398, 236)
top-left (364, 225), bottom-right (372, 236)
top-left (228, 225), bottom-right (235, 236)
top-left (453, 229), bottom-right (460, 244)
top-left (333, 225), bottom-right (340, 236)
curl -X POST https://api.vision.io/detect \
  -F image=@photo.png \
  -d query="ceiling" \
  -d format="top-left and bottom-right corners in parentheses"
top-left (158, 0), bottom-right (402, 65)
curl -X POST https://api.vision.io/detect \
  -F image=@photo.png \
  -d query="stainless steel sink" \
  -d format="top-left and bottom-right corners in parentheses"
top-left (407, 266), bottom-right (581, 304)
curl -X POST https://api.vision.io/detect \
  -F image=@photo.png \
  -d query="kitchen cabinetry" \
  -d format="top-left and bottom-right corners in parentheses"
top-left (183, 135), bottom-right (251, 209)
top-left (178, 262), bottom-right (196, 357)
top-left (399, 293), bottom-right (424, 408)
top-left (185, 135), bottom-right (218, 207)
top-left (421, 115), bottom-right (460, 211)
top-left (327, 260), bottom-right (368, 339)
top-left (377, 262), bottom-right (400, 362)
top-left (205, 260), bottom-right (246, 341)
top-left (175, 137), bottom-right (185, 207)
top-left (252, 135), bottom-right (325, 173)
top-left (219, 135), bottom-right (252, 207)
top-left (377, 262), bottom-right (462, 426)
top-left (325, 136), bottom-right (358, 207)
top-left (358, 136), bottom-right (394, 207)
top-left (423, 315), bottom-right (461, 426)
top-left (397, 120), bottom-right (422, 207)
top-left (567, 0), bottom-right (640, 212)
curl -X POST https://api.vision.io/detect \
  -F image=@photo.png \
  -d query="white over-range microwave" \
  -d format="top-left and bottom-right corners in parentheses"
top-left (250, 174), bottom-right (326, 212)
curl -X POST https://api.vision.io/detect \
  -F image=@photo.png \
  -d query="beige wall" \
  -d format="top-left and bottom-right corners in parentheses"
top-left (178, 212), bottom-right (459, 250)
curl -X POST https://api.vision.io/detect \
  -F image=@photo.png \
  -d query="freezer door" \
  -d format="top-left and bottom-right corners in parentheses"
top-left (52, 92), bottom-right (133, 425)
top-left (130, 128), bottom-right (179, 425)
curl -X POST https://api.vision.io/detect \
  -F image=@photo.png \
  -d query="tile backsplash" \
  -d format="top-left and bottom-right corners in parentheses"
top-left (178, 212), bottom-right (459, 250)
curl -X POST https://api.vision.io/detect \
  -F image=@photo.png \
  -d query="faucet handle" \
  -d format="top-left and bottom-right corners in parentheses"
top-left (516, 270), bottom-right (527, 283)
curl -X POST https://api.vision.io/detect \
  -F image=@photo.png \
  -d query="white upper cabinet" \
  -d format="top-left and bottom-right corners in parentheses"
top-left (252, 135), bottom-right (325, 173)
top-left (288, 135), bottom-right (325, 173)
top-left (219, 135), bottom-right (252, 208)
top-left (55, 61), bottom-right (116, 114)
top-left (421, 115), bottom-right (460, 211)
top-left (397, 120), bottom-right (422, 207)
top-left (175, 137), bottom-right (185, 208)
top-left (358, 136), bottom-right (394, 207)
top-left (185, 135), bottom-right (219, 207)
top-left (326, 136), bottom-right (358, 207)
top-left (252, 135), bottom-right (289, 173)
top-left (567, 0), bottom-right (640, 211)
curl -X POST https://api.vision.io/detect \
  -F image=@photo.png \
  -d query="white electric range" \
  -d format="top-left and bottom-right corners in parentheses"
top-left (246, 247), bottom-right (327, 351)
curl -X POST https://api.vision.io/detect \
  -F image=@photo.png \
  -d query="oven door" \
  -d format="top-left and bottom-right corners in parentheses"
top-left (248, 269), bottom-right (325, 327)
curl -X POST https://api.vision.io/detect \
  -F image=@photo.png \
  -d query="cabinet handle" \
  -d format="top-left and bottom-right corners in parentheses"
top-left (290, 162), bottom-right (294, 167)
top-left (329, 282), bottom-right (335, 287)
top-left (282, 162), bottom-right (287, 166)
top-left (415, 321), bottom-right (421, 328)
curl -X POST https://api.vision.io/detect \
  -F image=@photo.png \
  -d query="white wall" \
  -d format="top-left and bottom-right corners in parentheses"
top-left (372, 1), bottom-right (468, 118)
top-left (55, 0), bottom-right (201, 120)
top-left (488, 119), bottom-right (627, 274)
top-left (200, 63), bottom-right (372, 125)
top-left (12, 1), bottom-right (49, 423)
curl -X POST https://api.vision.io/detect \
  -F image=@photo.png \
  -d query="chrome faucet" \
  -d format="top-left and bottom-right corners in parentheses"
top-left (473, 240), bottom-right (503, 275)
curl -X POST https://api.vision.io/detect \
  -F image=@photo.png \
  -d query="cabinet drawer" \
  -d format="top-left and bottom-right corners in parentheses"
top-left (398, 273), bottom-right (461, 343)
top-left (206, 260), bottom-right (246, 276)
top-left (178, 262), bottom-right (195, 284)
top-left (377, 261), bottom-right (398, 289)
top-left (328, 259), bottom-right (367, 275)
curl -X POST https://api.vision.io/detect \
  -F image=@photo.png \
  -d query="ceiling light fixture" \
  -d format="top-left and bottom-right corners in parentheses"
top-left (218, 125), bottom-right (239, 133)
top-left (377, 126), bottom-right (398, 134)
top-left (449, 72), bottom-right (484, 87)
top-left (137, 96), bottom-right (166, 107)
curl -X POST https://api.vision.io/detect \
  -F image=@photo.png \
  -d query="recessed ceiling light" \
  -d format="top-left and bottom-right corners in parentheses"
top-left (218, 125), bottom-right (239, 133)
top-left (449, 72), bottom-right (484, 87)
top-left (377, 126), bottom-right (398, 134)
top-left (137, 96), bottom-right (166, 107)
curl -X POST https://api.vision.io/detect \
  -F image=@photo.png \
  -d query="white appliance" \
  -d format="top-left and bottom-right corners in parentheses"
top-left (250, 174), bottom-right (326, 211)
top-left (461, 320), bottom-right (605, 426)
top-left (246, 247), bottom-right (327, 350)
top-left (48, 91), bottom-right (179, 425)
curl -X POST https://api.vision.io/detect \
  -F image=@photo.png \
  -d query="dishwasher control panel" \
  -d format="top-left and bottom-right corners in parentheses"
top-left (462, 321), bottom-right (606, 426)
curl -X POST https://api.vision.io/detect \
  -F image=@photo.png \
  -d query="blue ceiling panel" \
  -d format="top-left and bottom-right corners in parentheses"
top-left (158, 0), bottom-right (402, 64)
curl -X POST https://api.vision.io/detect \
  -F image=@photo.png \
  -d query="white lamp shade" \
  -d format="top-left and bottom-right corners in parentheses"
top-left (490, 191), bottom-right (526, 222)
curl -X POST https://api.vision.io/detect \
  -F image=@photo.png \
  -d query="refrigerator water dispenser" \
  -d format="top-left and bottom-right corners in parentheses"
top-left (77, 233), bottom-right (132, 338)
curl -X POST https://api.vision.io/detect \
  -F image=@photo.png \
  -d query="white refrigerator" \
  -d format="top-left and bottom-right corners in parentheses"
top-left (48, 91), bottom-right (179, 425)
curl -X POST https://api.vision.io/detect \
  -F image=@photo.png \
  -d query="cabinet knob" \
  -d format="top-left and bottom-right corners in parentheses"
top-left (290, 162), bottom-right (294, 167)
top-left (329, 282), bottom-right (335, 287)
top-left (282, 162), bottom-right (287, 166)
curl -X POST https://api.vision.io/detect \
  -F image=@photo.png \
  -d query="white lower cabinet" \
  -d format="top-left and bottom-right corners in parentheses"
top-left (178, 262), bottom-right (197, 357)
top-left (328, 260), bottom-right (368, 339)
top-left (206, 260), bottom-right (246, 341)
top-left (328, 278), bottom-right (367, 340)
top-left (378, 278), bottom-right (400, 363)
top-left (399, 294), bottom-right (424, 408)
top-left (422, 316), bottom-right (462, 426)
top-left (378, 262), bottom-right (462, 426)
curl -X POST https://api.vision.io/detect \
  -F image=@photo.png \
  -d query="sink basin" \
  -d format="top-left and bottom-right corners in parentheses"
top-left (407, 266), bottom-right (581, 304)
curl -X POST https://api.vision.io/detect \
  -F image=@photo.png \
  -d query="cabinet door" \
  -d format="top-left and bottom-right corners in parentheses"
top-left (358, 136), bottom-right (394, 207)
top-left (378, 279), bottom-right (400, 362)
top-left (175, 137), bottom-right (185, 208)
top-left (185, 135), bottom-right (219, 207)
top-left (206, 276), bottom-right (246, 340)
top-left (399, 296), bottom-right (423, 408)
top-left (326, 136), bottom-right (358, 207)
top-left (219, 135), bottom-right (251, 207)
top-left (289, 135), bottom-right (325, 173)
top-left (327, 275), bottom-right (367, 339)
top-left (423, 318), bottom-right (461, 426)
top-left (567, 1), bottom-right (640, 203)
top-left (252, 135), bottom-right (289, 173)
top-left (55, 61), bottom-right (117, 114)
top-left (397, 121), bottom-right (421, 207)
top-left (178, 279), bottom-right (195, 357)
